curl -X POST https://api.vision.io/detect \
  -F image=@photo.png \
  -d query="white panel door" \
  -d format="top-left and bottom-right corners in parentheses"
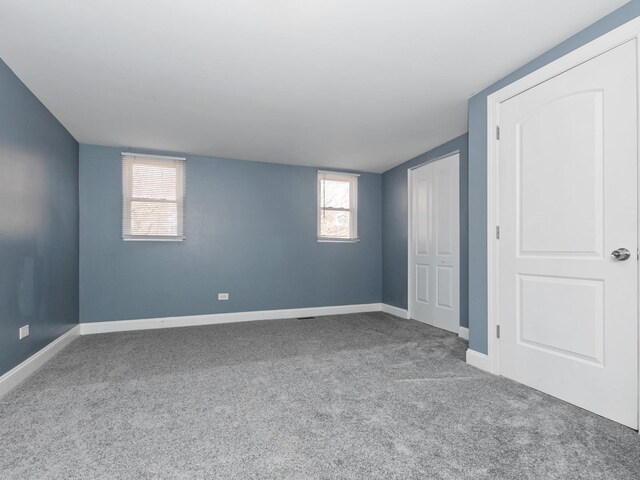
top-left (409, 154), bottom-right (460, 333)
top-left (498, 40), bottom-right (638, 428)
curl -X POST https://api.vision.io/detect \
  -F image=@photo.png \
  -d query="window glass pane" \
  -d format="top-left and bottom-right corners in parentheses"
top-left (320, 209), bottom-right (351, 238)
top-left (132, 163), bottom-right (177, 200)
top-left (130, 201), bottom-right (178, 236)
top-left (321, 179), bottom-right (350, 209)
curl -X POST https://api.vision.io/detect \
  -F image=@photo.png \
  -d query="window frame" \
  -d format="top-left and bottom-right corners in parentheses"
top-left (122, 152), bottom-right (186, 242)
top-left (317, 170), bottom-right (359, 243)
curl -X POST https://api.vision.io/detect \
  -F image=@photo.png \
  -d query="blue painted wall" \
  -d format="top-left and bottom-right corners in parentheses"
top-left (79, 145), bottom-right (382, 322)
top-left (381, 134), bottom-right (468, 328)
top-left (0, 59), bottom-right (79, 376)
top-left (467, 1), bottom-right (640, 354)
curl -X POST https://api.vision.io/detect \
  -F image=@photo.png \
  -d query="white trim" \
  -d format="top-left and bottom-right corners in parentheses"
top-left (407, 150), bottom-right (461, 327)
top-left (0, 303), bottom-right (417, 398)
top-left (486, 16), bottom-right (640, 379)
top-left (0, 325), bottom-right (80, 398)
top-left (121, 152), bottom-right (186, 161)
top-left (316, 170), bottom-right (360, 177)
top-left (122, 153), bottom-right (186, 241)
top-left (123, 237), bottom-right (184, 242)
top-left (317, 171), bottom-right (358, 242)
top-left (466, 349), bottom-right (490, 372)
top-left (381, 303), bottom-right (410, 319)
top-left (407, 167), bottom-right (412, 320)
top-left (458, 326), bottom-right (469, 340)
top-left (317, 238), bottom-right (360, 243)
top-left (80, 303), bottom-right (383, 335)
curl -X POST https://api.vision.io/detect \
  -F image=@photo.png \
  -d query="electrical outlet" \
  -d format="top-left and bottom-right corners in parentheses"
top-left (19, 325), bottom-right (29, 340)
top-left (218, 293), bottom-right (229, 301)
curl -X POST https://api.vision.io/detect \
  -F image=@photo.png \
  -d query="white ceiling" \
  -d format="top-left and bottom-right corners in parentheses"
top-left (0, 0), bottom-right (628, 172)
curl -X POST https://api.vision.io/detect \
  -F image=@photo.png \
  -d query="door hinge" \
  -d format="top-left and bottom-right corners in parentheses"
top-left (496, 125), bottom-right (500, 140)
top-left (496, 226), bottom-right (500, 239)
top-left (496, 325), bottom-right (501, 339)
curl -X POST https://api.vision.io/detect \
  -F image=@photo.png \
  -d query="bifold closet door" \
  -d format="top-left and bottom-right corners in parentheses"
top-left (409, 153), bottom-right (460, 333)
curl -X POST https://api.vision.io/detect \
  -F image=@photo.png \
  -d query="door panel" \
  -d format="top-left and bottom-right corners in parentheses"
top-left (409, 154), bottom-right (460, 333)
top-left (498, 40), bottom-right (638, 428)
top-left (436, 169), bottom-right (453, 255)
top-left (416, 265), bottom-right (429, 304)
top-left (518, 91), bottom-right (604, 257)
top-left (436, 266), bottom-right (454, 309)
top-left (517, 274), bottom-right (604, 365)
top-left (416, 179), bottom-right (430, 255)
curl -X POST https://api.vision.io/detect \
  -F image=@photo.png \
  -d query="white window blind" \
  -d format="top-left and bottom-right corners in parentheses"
top-left (122, 153), bottom-right (186, 241)
top-left (317, 170), bottom-right (359, 242)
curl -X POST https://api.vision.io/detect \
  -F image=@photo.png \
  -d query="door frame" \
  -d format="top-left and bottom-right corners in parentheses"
top-left (485, 17), bottom-right (640, 422)
top-left (407, 151), bottom-right (461, 330)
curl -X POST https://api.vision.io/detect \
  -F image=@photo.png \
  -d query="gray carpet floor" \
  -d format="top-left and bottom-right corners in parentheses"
top-left (1, 312), bottom-right (639, 479)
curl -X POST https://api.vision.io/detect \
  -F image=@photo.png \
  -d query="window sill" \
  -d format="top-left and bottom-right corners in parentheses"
top-left (123, 237), bottom-right (185, 242)
top-left (317, 237), bottom-right (360, 243)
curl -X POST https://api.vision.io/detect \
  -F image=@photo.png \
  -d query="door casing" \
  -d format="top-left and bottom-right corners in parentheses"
top-left (484, 16), bottom-right (640, 427)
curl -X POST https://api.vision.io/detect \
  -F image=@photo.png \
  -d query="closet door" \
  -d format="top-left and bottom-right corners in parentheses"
top-left (409, 153), bottom-right (460, 333)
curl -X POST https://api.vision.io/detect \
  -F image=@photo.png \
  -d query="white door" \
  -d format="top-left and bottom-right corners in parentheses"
top-left (409, 153), bottom-right (460, 333)
top-left (498, 40), bottom-right (638, 428)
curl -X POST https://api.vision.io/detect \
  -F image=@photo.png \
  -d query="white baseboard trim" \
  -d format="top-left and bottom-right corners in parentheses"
top-left (466, 348), bottom-right (490, 372)
top-left (0, 324), bottom-right (80, 398)
top-left (458, 326), bottom-right (469, 340)
top-left (0, 308), bottom-right (477, 397)
top-left (80, 303), bottom-right (383, 335)
top-left (380, 303), bottom-right (410, 319)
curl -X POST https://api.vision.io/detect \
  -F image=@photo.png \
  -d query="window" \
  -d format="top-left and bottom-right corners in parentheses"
top-left (317, 171), bottom-right (359, 242)
top-left (122, 153), bottom-right (186, 241)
